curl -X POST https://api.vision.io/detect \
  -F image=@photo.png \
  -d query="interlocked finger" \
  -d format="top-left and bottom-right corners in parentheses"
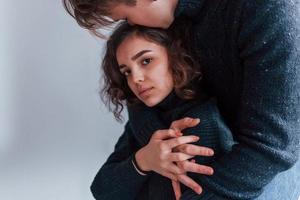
top-left (167, 152), bottom-right (195, 162)
top-left (161, 171), bottom-right (178, 182)
top-left (166, 136), bottom-right (200, 148)
top-left (152, 129), bottom-right (180, 140)
top-left (177, 160), bottom-right (214, 175)
top-left (171, 117), bottom-right (200, 132)
top-left (168, 163), bottom-right (186, 174)
top-left (172, 180), bottom-right (181, 200)
top-left (177, 174), bottom-right (202, 195)
top-left (173, 144), bottom-right (214, 157)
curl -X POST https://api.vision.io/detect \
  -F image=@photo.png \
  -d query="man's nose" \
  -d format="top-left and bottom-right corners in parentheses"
top-left (127, 19), bottom-right (135, 26)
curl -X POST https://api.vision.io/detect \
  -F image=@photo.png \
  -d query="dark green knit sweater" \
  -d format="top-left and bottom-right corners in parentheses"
top-left (127, 0), bottom-right (300, 199)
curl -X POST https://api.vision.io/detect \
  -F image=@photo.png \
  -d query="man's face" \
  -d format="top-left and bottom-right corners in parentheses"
top-left (109, 0), bottom-right (177, 28)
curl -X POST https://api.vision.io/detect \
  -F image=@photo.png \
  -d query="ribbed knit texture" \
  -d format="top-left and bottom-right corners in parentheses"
top-left (91, 91), bottom-right (234, 200)
top-left (128, 0), bottom-right (300, 199)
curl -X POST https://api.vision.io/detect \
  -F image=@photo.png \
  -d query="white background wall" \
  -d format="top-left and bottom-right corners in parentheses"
top-left (0, 1), bottom-right (125, 199)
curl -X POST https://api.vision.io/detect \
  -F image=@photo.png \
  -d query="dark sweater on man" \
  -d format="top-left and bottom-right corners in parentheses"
top-left (127, 0), bottom-right (300, 199)
top-left (90, 93), bottom-right (234, 200)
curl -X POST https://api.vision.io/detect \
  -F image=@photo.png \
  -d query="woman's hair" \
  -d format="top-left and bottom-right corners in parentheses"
top-left (62, 0), bottom-right (136, 38)
top-left (101, 22), bottom-right (202, 122)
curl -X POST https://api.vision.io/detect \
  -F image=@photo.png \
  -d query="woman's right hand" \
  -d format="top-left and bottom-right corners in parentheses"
top-left (135, 128), bottom-right (199, 181)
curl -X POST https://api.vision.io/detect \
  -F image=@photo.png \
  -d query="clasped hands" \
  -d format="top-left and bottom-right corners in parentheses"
top-left (135, 117), bottom-right (214, 200)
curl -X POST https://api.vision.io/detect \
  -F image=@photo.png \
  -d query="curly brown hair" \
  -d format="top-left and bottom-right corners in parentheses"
top-left (101, 22), bottom-right (203, 122)
top-left (62, 0), bottom-right (136, 38)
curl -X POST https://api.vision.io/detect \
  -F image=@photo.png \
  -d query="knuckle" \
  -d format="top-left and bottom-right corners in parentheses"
top-left (183, 117), bottom-right (191, 123)
top-left (177, 168), bottom-right (184, 174)
top-left (158, 143), bottom-right (165, 151)
top-left (159, 154), bottom-right (164, 161)
top-left (171, 175), bottom-right (177, 181)
top-left (153, 130), bottom-right (160, 137)
top-left (171, 120), bottom-right (178, 127)
top-left (168, 129), bottom-right (175, 135)
top-left (173, 139), bottom-right (180, 146)
top-left (175, 154), bottom-right (180, 160)
top-left (177, 161), bottom-right (184, 168)
top-left (181, 161), bottom-right (188, 169)
top-left (183, 145), bottom-right (190, 152)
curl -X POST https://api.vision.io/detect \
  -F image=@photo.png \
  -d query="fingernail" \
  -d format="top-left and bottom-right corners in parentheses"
top-left (176, 131), bottom-right (183, 136)
top-left (194, 118), bottom-right (200, 123)
top-left (198, 188), bottom-right (202, 194)
top-left (209, 150), bottom-right (214, 156)
top-left (207, 168), bottom-right (214, 175)
top-left (195, 187), bottom-right (202, 194)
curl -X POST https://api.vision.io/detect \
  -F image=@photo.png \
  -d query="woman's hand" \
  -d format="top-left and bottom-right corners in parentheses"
top-left (170, 117), bottom-right (215, 198)
top-left (135, 128), bottom-right (200, 181)
top-left (171, 117), bottom-right (214, 174)
top-left (136, 117), bottom-right (215, 198)
top-left (171, 159), bottom-right (197, 200)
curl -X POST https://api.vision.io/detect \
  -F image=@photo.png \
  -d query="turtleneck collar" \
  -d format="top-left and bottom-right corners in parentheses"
top-left (174, 0), bottom-right (206, 17)
top-left (154, 90), bottom-right (187, 112)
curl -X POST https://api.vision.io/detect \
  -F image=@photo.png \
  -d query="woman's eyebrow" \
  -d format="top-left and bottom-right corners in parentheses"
top-left (131, 50), bottom-right (152, 61)
top-left (119, 50), bottom-right (152, 69)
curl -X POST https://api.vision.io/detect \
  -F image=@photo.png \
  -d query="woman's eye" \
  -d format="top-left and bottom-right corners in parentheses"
top-left (142, 58), bottom-right (152, 65)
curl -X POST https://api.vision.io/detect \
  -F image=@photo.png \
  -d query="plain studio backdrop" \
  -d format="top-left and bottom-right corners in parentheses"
top-left (0, 1), bottom-right (125, 199)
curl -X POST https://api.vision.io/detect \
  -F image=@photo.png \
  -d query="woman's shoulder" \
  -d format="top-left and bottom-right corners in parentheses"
top-left (183, 97), bottom-right (222, 120)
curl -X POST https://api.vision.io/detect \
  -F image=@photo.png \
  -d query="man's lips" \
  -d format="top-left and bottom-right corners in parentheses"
top-left (138, 87), bottom-right (154, 96)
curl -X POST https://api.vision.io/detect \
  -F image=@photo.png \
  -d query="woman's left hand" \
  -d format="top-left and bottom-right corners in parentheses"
top-left (172, 159), bottom-right (198, 200)
top-left (169, 117), bottom-right (215, 198)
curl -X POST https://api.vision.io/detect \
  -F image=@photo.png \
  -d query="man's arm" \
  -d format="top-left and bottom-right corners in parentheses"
top-left (129, 1), bottom-right (300, 199)
top-left (90, 122), bottom-right (149, 200)
top-left (181, 0), bottom-right (300, 199)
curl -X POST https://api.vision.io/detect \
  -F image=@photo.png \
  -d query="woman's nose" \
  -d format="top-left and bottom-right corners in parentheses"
top-left (132, 70), bottom-right (144, 83)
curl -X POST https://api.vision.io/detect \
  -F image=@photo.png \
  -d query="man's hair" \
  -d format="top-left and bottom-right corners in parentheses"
top-left (62, 0), bottom-right (136, 37)
top-left (101, 22), bottom-right (203, 122)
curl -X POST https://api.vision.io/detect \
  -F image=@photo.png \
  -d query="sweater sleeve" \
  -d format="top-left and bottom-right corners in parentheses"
top-left (181, 1), bottom-right (300, 199)
top-left (129, 1), bottom-right (300, 199)
top-left (90, 122), bottom-right (149, 200)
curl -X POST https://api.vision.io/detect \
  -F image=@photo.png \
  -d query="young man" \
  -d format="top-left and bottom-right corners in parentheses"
top-left (63, 0), bottom-right (300, 199)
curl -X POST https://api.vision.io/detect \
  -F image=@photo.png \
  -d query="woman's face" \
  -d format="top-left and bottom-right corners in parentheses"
top-left (116, 35), bottom-right (174, 107)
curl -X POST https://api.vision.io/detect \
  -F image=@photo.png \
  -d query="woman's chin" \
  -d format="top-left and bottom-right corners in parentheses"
top-left (142, 98), bottom-right (162, 107)
top-left (143, 101), bottom-right (157, 107)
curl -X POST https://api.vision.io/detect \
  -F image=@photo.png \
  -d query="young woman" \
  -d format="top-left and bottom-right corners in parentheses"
top-left (90, 22), bottom-right (234, 200)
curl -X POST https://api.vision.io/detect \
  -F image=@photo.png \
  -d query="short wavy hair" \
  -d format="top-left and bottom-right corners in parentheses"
top-left (101, 22), bottom-right (203, 122)
top-left (62, 0), bottom-right (136, 38)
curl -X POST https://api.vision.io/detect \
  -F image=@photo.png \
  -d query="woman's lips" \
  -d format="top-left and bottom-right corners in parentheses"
top-left (138, 87), bottom-right (154, 97)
